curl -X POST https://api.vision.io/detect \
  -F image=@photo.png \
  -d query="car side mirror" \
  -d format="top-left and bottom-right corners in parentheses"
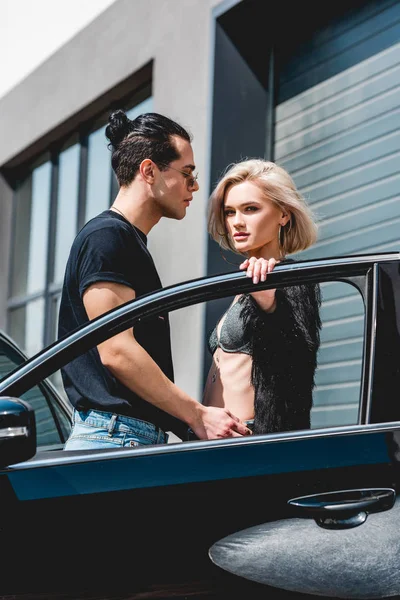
top-left (0, 397), bottom-right (36, 467)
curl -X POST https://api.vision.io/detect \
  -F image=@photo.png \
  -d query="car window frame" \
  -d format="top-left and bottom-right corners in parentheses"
top-left (0, 253), bottom-right (397, 442)
top-left (0, 329), bottom-right (72, 445)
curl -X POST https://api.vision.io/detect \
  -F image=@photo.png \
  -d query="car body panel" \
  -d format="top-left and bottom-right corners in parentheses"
top-left (1, 425), bottom-right (399, 597)
top-left (1, 423), bottom-right (394, 500)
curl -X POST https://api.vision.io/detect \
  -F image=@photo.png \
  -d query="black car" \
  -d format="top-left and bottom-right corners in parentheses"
top-left (0, 253), bottom-right (400, 600)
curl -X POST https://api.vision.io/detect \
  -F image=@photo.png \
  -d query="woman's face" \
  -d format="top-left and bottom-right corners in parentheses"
top-left (223, 181), bottom-right (289, 258)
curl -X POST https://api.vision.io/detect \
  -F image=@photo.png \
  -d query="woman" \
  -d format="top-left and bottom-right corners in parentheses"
top-left (203, 159), bottom-right (322, 435)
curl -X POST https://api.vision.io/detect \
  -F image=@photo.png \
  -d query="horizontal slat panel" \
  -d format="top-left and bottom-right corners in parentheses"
top-left (320, 287), bottom-right (361, 303)
top-left (277, 37), bottom-right (400, 121)
top-left (276, 87), bottom-right (400, 160)
top-left (304, 153), bottom-right (400, 205)
top-left (301, 241), bottom-right (400, 260)
top-left (319, 316), bottom-right (364, 343)
top-left (366, 240), bottom-right (400, 253)
top-left (318, 196), bottom-right (400, 241)
top-left (279, 109), bottom-right (400, 173)
top-left (310, 175), bottom-right (399, 221)
top-left (315, 362), bottom-right (362, 387)
top-left (280, 9), bottom-right (400, 102)
top-left (310, 217), bottom-right (400, 256)
top-left (313, 383), bottom-right (360, 407)
top-left (318, 339), bottom-right (364, 364)
top-left (280, 1), bottom-right (399, 82)
top-left (311, 405), bottom-right (359, 428)
top-left (320, 283), bottom-right (359, 302)
top-left (276, 64), bottom-right (400, 143)
top-left (292, 130), bottom-right (400, 190)
top-left (320, 296), bottom-right (364, 322)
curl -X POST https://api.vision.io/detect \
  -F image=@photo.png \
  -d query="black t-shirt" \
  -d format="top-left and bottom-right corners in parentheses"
top-left (58, 210), bottom-right (186, 438)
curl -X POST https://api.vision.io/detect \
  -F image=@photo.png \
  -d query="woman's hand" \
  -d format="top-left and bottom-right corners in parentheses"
top-left (240, 257), bottom-right (278, 312)
top-left (240, 257), bottom-right (278, 283)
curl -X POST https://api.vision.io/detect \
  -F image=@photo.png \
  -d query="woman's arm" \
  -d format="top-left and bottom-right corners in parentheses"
top-left (240, 256), bottom-right (278, 312)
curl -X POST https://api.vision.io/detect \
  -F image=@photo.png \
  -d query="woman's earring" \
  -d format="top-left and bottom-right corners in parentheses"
top-left (278, 224), bottom-right (285, 249)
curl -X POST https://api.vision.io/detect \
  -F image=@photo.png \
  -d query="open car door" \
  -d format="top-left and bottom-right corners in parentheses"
top-left (0, 254), bottom-right (399, 599)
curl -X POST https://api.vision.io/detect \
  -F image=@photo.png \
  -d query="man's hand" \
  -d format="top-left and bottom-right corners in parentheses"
top-left (191, 405), bottom-right (252, 440)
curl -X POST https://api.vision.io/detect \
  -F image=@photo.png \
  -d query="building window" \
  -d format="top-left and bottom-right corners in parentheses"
top-left (7, 93), bottom-right (153, 365)
top-left (53, 141), bottom-right (81, 286)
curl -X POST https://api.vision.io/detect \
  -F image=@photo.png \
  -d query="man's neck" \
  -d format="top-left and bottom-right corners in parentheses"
top-left (111, 185), bottom-right (161, 235)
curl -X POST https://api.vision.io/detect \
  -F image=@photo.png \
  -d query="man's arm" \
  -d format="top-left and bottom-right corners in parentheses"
top-left (83, 281), bottom-right (251, 439)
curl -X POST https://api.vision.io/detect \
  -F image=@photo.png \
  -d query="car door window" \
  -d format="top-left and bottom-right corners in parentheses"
top-left (183, 277), bottom-right (366, 435)
top-left (313, 281), bottom-right (364, 427)
top-left (0, 335), bottom-right (70, 446)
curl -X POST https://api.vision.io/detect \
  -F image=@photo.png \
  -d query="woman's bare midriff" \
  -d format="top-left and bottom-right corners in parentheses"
top-left (203, 347), bottom-right (255, 422)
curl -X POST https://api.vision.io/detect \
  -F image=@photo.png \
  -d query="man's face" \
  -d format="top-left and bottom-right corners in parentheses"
top-left (154, 135), bottom-right (200, 220)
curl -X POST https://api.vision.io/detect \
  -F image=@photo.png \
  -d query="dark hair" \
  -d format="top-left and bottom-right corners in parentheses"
top-left (105, 110), bottom-right (192, 186)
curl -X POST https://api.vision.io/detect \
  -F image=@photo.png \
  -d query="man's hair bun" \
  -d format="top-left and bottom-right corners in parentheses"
top-left (105, 109), bottom-right (133, 148)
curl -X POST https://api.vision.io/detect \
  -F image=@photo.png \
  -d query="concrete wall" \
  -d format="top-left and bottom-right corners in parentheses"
top-left (0, 0), bottom-right (237, 400)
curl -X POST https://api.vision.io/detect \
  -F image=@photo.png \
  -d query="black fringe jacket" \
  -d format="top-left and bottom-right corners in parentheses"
top-left (237, 283), bottom-right (322, 435)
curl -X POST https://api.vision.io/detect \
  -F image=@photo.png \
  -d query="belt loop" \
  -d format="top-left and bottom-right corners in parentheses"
top-left (157, 427), bottom-right (162, 444)
top-left (107, 414), bottom-right (118, 437)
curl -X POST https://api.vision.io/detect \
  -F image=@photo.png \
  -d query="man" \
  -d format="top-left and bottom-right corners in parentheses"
top-left (59, 110), bottom-right (250, 450)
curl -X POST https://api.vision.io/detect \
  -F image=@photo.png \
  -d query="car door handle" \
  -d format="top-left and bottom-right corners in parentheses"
top-left (288, 488), bottom-right (395, 530)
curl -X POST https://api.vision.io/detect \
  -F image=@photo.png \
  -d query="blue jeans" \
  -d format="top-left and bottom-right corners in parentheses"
top-left (63, 409), bottom-right (169, 450)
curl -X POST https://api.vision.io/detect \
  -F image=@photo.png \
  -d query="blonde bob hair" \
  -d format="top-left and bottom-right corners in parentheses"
top-left (207, 159), bottom-right (318, 256)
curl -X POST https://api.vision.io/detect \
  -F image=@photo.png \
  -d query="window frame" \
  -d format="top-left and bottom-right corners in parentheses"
top-left (6, 86), bottom-right (153, 355)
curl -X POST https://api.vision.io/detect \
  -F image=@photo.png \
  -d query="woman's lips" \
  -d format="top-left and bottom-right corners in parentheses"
top-left (234, 233), bottom-right (249, 239)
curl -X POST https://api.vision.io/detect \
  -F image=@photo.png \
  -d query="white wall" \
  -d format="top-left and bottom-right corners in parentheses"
top-left (0, 0), bottom-right (117, 99)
